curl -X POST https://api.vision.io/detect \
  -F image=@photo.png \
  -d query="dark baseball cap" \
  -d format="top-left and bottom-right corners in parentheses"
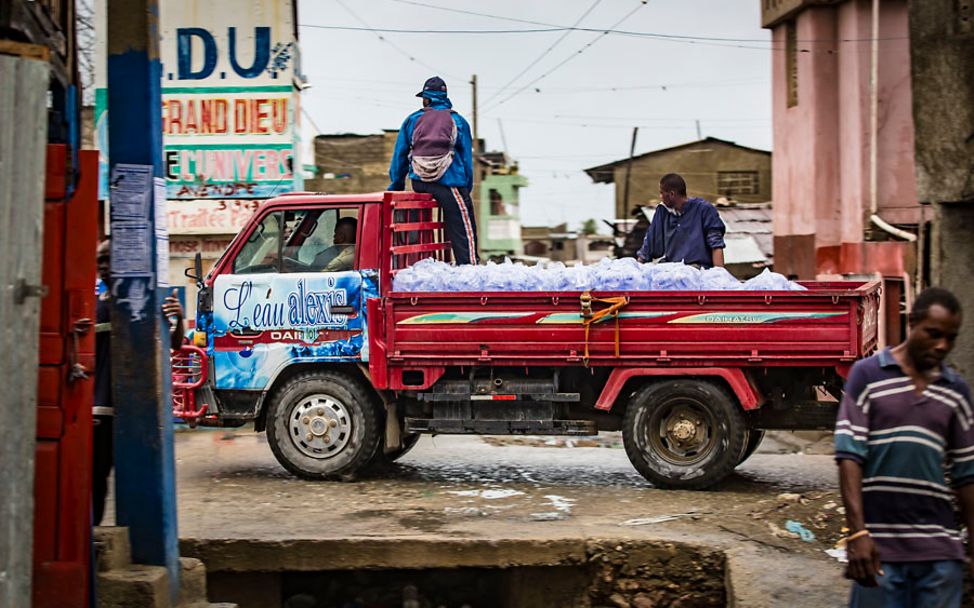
top-left (416, 76), bottom-right (448, 97)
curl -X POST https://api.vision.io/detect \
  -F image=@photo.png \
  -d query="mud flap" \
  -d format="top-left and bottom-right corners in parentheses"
top-left (384, 401), bottom-right (402, 453)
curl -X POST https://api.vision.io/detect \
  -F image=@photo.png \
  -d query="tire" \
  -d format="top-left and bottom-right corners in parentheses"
top-left (265, 371), bottom-right (380, 480)
top-left (738, 429), bottom-right (766, 465)
top-left (622, 380), bottom-right (746, 490)
top-left (368, 433), bottom-right (422, 471)
top-left (384, 433), bottom-right (421, 462)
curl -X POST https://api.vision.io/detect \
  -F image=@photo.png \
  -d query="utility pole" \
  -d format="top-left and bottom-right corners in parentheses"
top-left (695, 119), bottom-right (702, 140)
top-left (107, 0), bottom-right (180, 602)
top-left (470, 73), bottom-right (480, 153)
top-left (622, 127), bottom-right (639, 220)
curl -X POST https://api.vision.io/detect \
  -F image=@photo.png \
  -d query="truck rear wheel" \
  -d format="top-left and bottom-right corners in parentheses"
top-left (623, 380), bottom-right (746, 490)
top-left (266, 371), bottom-right (380, 480)
top-left (739, 429), bottom-right (766, 465)
top-left (368, 433), bottom-right (421, 471)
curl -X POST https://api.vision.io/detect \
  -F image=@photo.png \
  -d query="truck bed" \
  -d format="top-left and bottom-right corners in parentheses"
top-left (371, 281), bottom-right (880, 374)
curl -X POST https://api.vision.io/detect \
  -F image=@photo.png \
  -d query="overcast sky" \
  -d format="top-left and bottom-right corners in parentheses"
top-left (298, 0), bottom-right (772, 230)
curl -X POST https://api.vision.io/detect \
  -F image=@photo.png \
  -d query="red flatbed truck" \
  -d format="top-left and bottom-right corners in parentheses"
top-left (176, 191), bottom-right (880, 489)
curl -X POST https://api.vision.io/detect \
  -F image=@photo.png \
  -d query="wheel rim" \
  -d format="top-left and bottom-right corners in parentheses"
top-left (288, 393), bottom-right (353, 459)
top-left (643, 397), bottom-right (717, 466)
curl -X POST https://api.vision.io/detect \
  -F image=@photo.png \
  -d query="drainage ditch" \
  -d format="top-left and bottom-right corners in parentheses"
top-left (199, 540), bottom-right (726, 608)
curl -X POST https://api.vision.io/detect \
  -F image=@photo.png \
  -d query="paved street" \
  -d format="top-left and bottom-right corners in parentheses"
top-left (167, 428), bottom-right (851, 607)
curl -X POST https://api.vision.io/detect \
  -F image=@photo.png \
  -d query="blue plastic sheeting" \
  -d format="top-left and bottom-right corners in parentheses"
top-left (393, 258), bottom-right (806, 292)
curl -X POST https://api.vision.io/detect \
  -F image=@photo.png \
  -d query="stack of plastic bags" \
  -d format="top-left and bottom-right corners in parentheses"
top-left (392, 257), bottom-right (806, 292)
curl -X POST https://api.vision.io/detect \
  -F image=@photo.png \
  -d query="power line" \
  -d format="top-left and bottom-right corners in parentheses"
top-left (330, 0), bottom-right (457, 79)
top-left (307, 75), bottom-right (768, 94)
top-left (386, 0), bottom-right (554, 28)
top-left (297, 22), bottom-right (907, 45)
top-left (481, 0), bottom-right (605, 108)
top-left (301, 107), bottom-right (324, 135)
top-left (297, 23), bottom-right (796, 53)
top-left (483, 1), bottom-right (651, 112)
top-left (552, 114), bottom-right (770, 122)
top-left (484, 117), bottom-right (772, 130)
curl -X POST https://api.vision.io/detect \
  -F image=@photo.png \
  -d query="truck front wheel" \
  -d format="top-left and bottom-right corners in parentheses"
top-left (266, 371), bottom-right (380, 480)
top-left (623, 380), bottom-right (746, 490)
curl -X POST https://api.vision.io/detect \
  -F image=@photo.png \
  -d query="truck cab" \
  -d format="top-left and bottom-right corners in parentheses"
top-left (184, 192), bottom-right (433, 479)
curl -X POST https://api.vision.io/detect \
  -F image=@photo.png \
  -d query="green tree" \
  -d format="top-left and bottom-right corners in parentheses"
top-left (581, 218), bottom-right (598, 235)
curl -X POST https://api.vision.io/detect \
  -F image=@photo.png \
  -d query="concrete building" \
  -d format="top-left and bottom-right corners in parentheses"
top-left (908, 1), bottom-right (974, 374)
top-left (477, 152), bottom-right (527, 259)
top-left (521, 224), bottom-right (615, 265)
top-left (760, 0), bottom-right (919, 287)
top-left (584, 137), bottom-right (772, 220)
top-left (304, 131), bottom-right (399, 194)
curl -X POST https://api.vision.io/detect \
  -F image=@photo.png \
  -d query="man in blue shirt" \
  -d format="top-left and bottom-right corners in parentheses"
top-left (389, 76), bottom-right (478, 265)
top-left (636, 173), bottom-right (726, 268)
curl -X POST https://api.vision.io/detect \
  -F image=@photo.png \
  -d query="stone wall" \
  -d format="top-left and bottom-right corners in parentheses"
top-left (912, 1), bottom-right (974, 374)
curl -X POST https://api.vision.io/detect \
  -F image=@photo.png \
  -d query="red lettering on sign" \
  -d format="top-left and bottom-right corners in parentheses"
top-left (233, 99), bottom-right (248, 134)
top-left (166, 100), bottom-right (183, 134)
top-left (271, 99), bottom-right (288, 134)
top-left (255, 98), bottom-right (269, 134)
top-left (185, 101), bottom-right (198, 134)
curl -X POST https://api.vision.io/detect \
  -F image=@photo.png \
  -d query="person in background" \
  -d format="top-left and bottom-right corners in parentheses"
top-left (636, 173), bottom-right (726, 269)
top-left (93, 239), bottom-right (185, 525)
top-left (388, 76), bottom-right (478, 265)
top-left (835, 287), bottom-right (974, 608)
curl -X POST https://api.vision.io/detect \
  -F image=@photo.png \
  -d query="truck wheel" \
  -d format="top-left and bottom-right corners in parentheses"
top-left (369, 433), bottom-right (421, 470)
top-left (265, 371), bottom-right (380, 480)
top-left (623, 380), bottom-right (746, 490)
top-left (738, 429), bottom-right (766, 465)
top-left (384, 433), bottom-right (421, 462)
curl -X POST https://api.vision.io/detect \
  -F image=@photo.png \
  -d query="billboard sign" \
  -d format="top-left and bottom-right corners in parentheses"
top-left (96, 0), bottom-right (302, 207)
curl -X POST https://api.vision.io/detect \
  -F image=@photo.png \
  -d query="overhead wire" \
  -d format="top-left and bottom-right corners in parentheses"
top-left (299, 22), bottom-right (909, 59)
top-left (306, 75), bottom-right (768, 95)
top-left (481, 0), bottom-right (605, 108)
top-left (297, 23), bottom-right (907, 45)
top-left (483, 1), bottom-right (651, 112)
top-left (386, 0), bottom-right (554, 28)
top-left (330, 0), bottom-right (457, 80)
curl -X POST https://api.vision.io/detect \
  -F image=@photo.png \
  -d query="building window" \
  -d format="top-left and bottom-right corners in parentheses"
top-left (786, 19), bottom-right (798, 107)
top-left (717, 171), bottom-right (760, 196)
top-left (489, 189), bottom-right (504, 216)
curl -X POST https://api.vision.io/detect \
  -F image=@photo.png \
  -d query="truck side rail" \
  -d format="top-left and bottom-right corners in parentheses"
top-left (379, 192), bottom-right (452, 291)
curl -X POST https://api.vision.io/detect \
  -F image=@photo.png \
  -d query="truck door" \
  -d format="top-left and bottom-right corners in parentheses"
top-left (209, 206), bottom-right (372, 391)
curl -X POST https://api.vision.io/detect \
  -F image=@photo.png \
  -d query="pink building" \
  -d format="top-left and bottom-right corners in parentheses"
top-left (762, 0), bottom-right (920, 284)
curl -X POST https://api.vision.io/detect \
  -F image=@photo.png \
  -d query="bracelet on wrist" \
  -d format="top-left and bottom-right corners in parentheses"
top-left (846, 529), bottom-right (870, 542)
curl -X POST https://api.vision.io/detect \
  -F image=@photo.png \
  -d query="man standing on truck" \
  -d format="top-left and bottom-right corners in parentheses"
top-left (636, 173), bottom-right (726, 268)
top-left (835, 288), bottom-right (974, 607)
top-left (388, 76), bottom-right (478, 265)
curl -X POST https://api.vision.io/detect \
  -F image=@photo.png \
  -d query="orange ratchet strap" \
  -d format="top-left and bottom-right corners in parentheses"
top-left (579, 291), bottom-right (629, 363)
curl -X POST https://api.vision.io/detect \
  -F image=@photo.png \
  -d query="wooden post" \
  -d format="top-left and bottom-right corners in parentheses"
top-left (106, 0), bottom-right (180, 601)
top-left (622, 127), bottom-right (639, 220)
top-left (0, 51), bottom-right (50, 607)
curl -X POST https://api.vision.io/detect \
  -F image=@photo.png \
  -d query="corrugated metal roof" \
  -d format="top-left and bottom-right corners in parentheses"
top-left (724, 235), bottom-right (769, 265)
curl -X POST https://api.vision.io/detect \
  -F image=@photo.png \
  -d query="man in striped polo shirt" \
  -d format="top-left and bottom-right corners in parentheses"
top-left (836, 288), bottom-right (974, 607)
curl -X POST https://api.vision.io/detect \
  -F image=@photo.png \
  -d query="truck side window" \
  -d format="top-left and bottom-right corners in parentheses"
top-left (281, 207), bottom-right (360, 273)
top-left (233, 212), bottom-right (283, 274)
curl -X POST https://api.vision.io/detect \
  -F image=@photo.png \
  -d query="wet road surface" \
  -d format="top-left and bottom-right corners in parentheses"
top-left (162, 429), bottom-right (852, 606)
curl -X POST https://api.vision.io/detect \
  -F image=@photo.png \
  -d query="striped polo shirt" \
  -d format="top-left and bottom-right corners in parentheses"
top-left (835, 348), bottom-right (974, 562)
